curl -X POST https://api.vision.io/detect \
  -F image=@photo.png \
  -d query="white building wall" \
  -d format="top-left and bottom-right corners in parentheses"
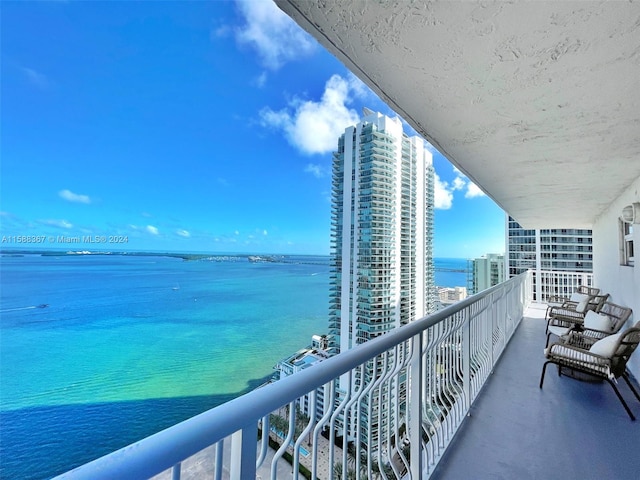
top-left (592, 175), bottom-right (640, 379)
top-left (341, 126), bottom-right (355, 354)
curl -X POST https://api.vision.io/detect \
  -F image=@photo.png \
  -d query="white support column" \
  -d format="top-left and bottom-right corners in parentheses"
top-left (230, 425), bottom-right (257, 480)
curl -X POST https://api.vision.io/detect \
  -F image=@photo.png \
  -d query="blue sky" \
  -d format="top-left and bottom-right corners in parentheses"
top-left (1, 0), bottom-right (505, 258)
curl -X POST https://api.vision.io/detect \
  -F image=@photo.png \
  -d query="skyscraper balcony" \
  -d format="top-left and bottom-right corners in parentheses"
top-left (53, 2), bottom-right (640, 478)
top-left (57, 271), bottom-right (638, 479)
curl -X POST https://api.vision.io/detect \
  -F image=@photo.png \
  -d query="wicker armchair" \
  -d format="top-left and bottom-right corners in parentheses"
top-left (540, 322), bottom-right (640, 420)
top-left (545, 285), bottom-right (600, 318)
top-left (565, 302), bottom-right (631, 346)
top-left (544, 295), bottom-right (612, 347)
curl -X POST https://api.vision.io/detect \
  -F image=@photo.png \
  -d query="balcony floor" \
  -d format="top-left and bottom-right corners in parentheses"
top-left (431, 303), bottom-right (640, 480)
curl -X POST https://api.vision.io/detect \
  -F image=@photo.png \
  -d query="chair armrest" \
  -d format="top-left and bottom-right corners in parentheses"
top-left (547, 295), bottom-right (569, 306)
top-left (545, 342), bottom-right (610, 366)
top-left (548, 306), bottom-right (585, 323)
top-left (559, 300), bottom-right (579, 310)
top-left (562, 330), bottom-right (598, 350)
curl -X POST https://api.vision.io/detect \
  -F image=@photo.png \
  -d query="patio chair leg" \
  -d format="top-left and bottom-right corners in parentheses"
top-left (539, 361), bottom-right (552, 389)
top-left (622, 373), bottom-right (640, 402)
top-left (545, 333), bottom-right (552, 348)
top-left (606, 379), bottom-right (636, 421)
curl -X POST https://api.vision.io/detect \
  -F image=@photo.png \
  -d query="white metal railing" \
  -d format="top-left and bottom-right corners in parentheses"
top-left (56, 272), bottom-right (533, 480)
top-left (534, 270), bottom-right (594, 303)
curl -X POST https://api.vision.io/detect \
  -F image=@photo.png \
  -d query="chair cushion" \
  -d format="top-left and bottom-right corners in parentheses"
top-left (548, 325), bottom-right (571, 338)
top-left (570, 292), bottom-right (588, 302)
top-left (589, 333), bottom-right (622, 358)
top-left (570, 292), bottom-right (590, 313)
top-left (584, 310), bottom-right (611, 331)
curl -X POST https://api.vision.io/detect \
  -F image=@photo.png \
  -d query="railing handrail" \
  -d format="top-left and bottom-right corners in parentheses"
top-left (536, 269), bottom-right (593, 276)
top-left (57, 272), bottom-right (530, 480)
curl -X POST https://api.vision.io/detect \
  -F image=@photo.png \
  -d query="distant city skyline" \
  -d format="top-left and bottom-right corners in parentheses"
top-left (1, 0), bottom-right (506, 258)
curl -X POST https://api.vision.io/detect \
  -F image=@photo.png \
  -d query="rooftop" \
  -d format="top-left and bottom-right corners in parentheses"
top-left (432, 303), bottom-right (640, 479)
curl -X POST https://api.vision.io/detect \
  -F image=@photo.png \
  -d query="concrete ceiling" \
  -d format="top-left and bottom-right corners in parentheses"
top-left (276, 0), bottom-right (640, 229)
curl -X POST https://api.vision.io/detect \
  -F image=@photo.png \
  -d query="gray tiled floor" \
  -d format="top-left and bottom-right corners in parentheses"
top-left (431, 303), bottom-right (640, 480)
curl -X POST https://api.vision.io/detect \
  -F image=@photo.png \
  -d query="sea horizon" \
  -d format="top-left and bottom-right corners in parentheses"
top-left (0, 246), bottom-right (475, 260)
top-left (0, 252), bottom-right (468, 479)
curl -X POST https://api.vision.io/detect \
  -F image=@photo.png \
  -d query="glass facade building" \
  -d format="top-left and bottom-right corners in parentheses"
top-left (506, 216), bottom-right (593, 276)
top-left (329, 110), bottom-right (435, 450)
top-left (506, 216), bottom-right (593, 300)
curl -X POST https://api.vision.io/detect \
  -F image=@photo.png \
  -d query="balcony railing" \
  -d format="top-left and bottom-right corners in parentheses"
top-left (57, 272), bottom-right (534, 480)
top-left (534, 269), bottom-right (594, 302)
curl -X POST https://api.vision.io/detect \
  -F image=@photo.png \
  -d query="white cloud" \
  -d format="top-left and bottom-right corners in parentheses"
top-left (234, 0), bottom-right (317, 70)
top-left (235, 230), bottom-right (240, 235)
top-left (254, 71), bottom-right (268, 88)
top-left (176, 229), bottom-right (191, 237)
top-left (263, 229), bottom-right (268, 236)
top-left (21, 67), bottom-right (49, 89)
top-left (424, 141), bottom-right (439, 154)
top-left (43, 219), bottom-right (73, 229)
top-left (433, 173), bottom-right (454, 210)
top-left (304, 163), bottom-right (329, 178)
top-left (452, 176), bottom-right (466, 191)
top-left (449, 166), bottom-right (486, 199)
top-left (260, 74), bottom-right (361, 155)
top-left (465, 182), bottom-right (486, 198)
top-left (433, 165), bottom-right (486, 208)
top-left (213, 24), bottom-right (232, 38)
top-left (146, 225), bottom-right (159, 235)
top-left (59, 189), bottom-right (91, 204)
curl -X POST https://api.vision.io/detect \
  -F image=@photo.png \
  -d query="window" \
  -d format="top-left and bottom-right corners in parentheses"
top-left (619, 218), bottom-right (635, 266)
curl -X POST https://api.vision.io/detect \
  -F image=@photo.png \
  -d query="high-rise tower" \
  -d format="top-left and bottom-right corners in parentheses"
top-left (506, 216), bottom-right (593, 300)
top-left (329, 110), bottom-right (435, 451)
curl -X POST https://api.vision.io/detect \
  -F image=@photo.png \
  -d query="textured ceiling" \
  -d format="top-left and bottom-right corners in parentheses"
top-left (276, 0), bottom-right (640, 228)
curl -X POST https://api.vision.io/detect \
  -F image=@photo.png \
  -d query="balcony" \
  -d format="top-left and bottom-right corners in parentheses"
top-left (55, 270), bottom-right (639, 479)
top-left (430, 302), bottom-right (640, 480)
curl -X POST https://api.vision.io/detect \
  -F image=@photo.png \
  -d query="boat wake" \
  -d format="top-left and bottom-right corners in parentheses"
top-left (0, 304), bottom-right (48, 313)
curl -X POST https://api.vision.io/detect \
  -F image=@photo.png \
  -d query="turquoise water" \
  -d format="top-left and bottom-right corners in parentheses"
top-left (0, 253), bottom-right (467, 479)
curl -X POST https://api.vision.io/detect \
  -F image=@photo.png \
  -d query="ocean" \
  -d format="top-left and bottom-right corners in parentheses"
top-left (0, 253), bottom-right (467, 479)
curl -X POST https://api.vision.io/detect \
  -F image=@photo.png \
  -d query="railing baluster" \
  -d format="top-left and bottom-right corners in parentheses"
top-left (312, 381), bottom-right (335, 480)
top-left (214, 440), bottom-right (223, 480)
top-left (256, 415), bottom-right (269, 470)
top-left (462, 310), bottom-right (471, 414)
top-left (409, 330), bottom-right (423, 480)
top-left (171, 463), bottom-right (180, 480)
top-left (230, 424), bottom-right (257, 480)
top-left (271, 402), bottom-right (295, 480)
top-left (293, 390), bottom-right (315, 479)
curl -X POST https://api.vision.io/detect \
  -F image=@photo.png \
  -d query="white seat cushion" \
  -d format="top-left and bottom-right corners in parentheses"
top-left (548, 325), bottom-right (571, 338)
top-left (570, 292), bottom-right (590, 313)
top-left (584, 310), bottom-right (611, 332)
top-left (589, 333), bottom-right (622, 358)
